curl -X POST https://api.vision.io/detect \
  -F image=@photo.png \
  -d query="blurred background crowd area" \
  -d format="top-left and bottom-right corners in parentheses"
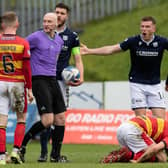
top-left (0, 0), bottom-right (162, 37)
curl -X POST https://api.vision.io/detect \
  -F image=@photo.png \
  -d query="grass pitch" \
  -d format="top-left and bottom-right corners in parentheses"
top-left (5, 142), bottom-right (168, 168)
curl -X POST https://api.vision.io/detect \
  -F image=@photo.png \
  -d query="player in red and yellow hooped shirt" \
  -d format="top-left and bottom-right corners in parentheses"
top-left (0, 38), bottom-right (31, 83)
top-left (130, 115), bottom-right (168, 144)
top-left (0, 11), bottom-right (33, 165)
top-left (117, 115), bottom-right (168, 163)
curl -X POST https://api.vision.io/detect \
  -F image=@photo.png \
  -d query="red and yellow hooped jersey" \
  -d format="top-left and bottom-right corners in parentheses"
top-left (129, 115), bottom-right (168, 144)
top-left (0, 35), bottom-right (30, 82)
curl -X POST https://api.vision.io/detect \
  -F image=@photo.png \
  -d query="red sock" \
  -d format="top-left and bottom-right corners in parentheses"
top-left (133, 151), bottom-right (144, 160)
top-left (0, 128), bottom-right (6, 153)
top-left (119, 147), bottom-right (133, 162)
top-left (133, 150), bottom-right (156, 162)
top-left (14, 123), bottom-right (25, 148)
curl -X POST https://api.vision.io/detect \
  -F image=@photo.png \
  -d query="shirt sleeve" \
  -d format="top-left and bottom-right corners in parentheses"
top-left (72, 31), bottom-right (80, 48)
top-left (162, 37), bottom-right (168, 50)
top-left (120, 37), bottom-right (133, 51)
top-left (23, 39), bottom-right (31, 59)
top-left (23, 59), bottom-right (32, 89)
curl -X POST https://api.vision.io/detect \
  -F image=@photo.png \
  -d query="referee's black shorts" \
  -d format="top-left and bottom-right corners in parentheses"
top-left (32, 76), bottom-right (66, 116)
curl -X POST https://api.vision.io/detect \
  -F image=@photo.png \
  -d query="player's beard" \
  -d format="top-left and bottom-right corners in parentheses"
top-left (57, 19), bottom-right (66, 28)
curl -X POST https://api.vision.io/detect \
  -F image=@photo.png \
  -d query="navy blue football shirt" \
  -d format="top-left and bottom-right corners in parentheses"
top-left (56, 27), bottom-right (80, 80)
top-left (120, 35), bottom-right (168, 84)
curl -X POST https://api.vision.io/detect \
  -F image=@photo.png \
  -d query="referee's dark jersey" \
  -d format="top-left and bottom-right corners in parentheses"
top-left (120, 35), bottom-right (168, 84)
top-left (56, 27), bottom-right (80, 80)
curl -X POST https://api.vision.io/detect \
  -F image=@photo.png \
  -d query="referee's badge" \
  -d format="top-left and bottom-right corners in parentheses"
top-left (63, 35), bottom-right (68, 41)
top-left (153, 42), bottom-right (158, 47)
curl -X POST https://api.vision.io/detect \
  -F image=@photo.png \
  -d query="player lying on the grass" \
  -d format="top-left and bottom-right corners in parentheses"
top-left (101, 115), bottom-right (168, 163)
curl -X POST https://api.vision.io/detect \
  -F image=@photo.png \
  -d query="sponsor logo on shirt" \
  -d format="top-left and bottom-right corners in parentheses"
top-left (136, 50), bottom-right (159, 57)
top-left (153, 42), bottom-right (158, 47)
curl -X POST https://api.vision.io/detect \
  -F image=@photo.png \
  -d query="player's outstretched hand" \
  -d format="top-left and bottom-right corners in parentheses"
top-left (80, 43), bottom-right (89, 55)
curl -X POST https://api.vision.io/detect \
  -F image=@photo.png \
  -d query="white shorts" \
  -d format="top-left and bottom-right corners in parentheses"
top-left (130, 82), bottom-right (166, 109)
top-left (58, 80), bottom-right (69, 107)
top-left (0, 81), bottom-right (25, 115)
top-left (117, 122), bottom-right (154, 153)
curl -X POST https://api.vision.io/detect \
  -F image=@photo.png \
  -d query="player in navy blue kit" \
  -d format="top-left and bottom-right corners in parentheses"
top-left (37, 3), bottom-right (84, 162)
top-left (81, 16), bottom-right (168, 119)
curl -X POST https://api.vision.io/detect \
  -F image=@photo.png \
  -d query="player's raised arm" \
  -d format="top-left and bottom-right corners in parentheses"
top-left (80, 43), bottom-right (122, 55)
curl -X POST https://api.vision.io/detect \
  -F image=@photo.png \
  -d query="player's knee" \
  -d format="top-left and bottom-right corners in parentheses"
top-left (41, 118), bottom-right (54, 127)
top-left (54, 113), bottom-right (65, 125)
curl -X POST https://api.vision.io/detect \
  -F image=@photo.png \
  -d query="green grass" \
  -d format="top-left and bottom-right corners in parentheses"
top-left (77, 0), bottom-right (168, 81)
top-left (5, 143), bottom-right (168, 168)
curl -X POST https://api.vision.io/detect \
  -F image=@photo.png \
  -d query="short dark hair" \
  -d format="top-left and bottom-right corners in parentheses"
top-left (2, 11), bottom-right (18, 25)
top-left (141, 16), bottom-right (156, 24)
top-left (55, 2), bottom-right (70, 13)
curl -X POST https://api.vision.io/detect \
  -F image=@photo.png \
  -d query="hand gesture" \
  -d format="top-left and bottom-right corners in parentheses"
top-left (80, 43), bottom-right (89, 55)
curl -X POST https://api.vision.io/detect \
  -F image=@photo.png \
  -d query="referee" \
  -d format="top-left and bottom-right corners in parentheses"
top-left (37, 3), bottom-right (84, 163)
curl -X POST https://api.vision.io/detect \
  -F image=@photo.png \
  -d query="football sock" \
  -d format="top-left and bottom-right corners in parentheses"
top-left (40, 127), bottom-right (51, 154)
top-left (51, 125), bottom-right (65, 157)
top-left (14, 122), bottom-right (25, 148)
top-left (0, 127), bottom-right (6, 154)
top-left (21, 121), bottom-right (45, 147)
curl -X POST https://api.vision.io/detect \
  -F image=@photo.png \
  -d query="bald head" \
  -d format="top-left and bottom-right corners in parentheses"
top-left (43, 12), bottom-right (57, 36)
top-left (43, 12), bottom-right (57, 26)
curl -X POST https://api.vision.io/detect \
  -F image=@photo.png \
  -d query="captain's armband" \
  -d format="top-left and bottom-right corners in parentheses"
top-left (72, 47), bottom-right (80, 55)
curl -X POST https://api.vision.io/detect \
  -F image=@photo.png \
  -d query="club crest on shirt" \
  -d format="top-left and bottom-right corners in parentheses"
top-left (63, 35), bottom-right (68, 41)
top-left (153, 42), bottom-right (158, 47)
top-left (138, 41), bottom-right (142, 46)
